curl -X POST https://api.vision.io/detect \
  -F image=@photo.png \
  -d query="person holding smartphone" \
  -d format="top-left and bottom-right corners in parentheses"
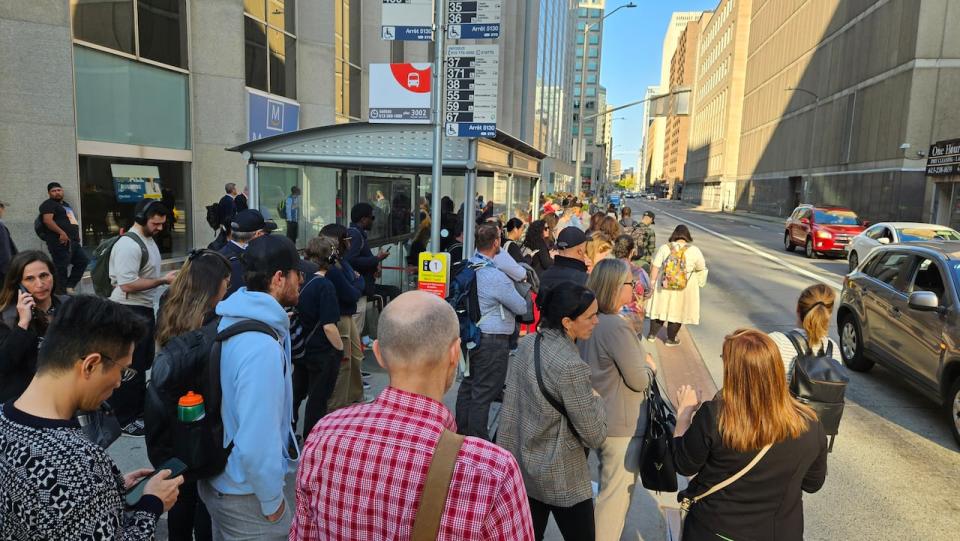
top-left (0, 295), bottom-right (183, 539)
top-left (0, 251), bottom-right (69, 402)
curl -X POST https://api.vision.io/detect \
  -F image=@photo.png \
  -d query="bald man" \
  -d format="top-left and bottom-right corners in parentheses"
top-left (290, 291), bottom-right (534, 541)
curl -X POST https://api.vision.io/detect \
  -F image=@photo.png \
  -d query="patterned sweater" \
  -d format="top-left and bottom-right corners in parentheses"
top-left (0, 401), bottom-right (162, 540)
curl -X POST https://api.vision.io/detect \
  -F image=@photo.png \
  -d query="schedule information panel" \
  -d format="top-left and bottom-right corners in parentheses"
top-left (444, 45), bottom-right (499, 138)
top-left (446, 0), bottom-right (502, 40)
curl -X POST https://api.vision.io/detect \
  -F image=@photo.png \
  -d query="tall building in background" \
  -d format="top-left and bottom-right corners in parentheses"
top-left (735, 0), bottom-right (959, 222)
top-left (684, 0), bottom-right (752, 210)
top-left (597, 85), bottom-right (614, 188)
top-left (534, 0), bottom-right (577, 193)
top-left (643, 11), bottom-right (703, 189)
top-left (664, 14), bottom-right (710, 199)
top-left (571, 4), bottom-right (607, 193)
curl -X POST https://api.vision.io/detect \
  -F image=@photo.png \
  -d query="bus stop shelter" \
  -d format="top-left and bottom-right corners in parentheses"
top-left (227, 122), bottom-right (545, 263)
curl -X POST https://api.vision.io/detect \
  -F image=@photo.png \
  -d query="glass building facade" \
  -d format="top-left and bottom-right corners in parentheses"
top-left (535, 0), bottom-right (577, 191)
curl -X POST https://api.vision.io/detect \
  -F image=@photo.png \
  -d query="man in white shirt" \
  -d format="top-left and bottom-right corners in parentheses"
top-left (108, 199), bottom-right (177, 436)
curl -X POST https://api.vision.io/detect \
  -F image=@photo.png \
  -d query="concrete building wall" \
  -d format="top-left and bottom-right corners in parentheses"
top-left (684, 0), bottom-right (752, 210)
top-left (734, 0), bottom-right (953, 222)
top-left (0, 1), bottom-right (79, 250)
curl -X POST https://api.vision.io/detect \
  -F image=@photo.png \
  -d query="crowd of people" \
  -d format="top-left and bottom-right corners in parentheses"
top-left (0, 185), bottom-right (832, 541)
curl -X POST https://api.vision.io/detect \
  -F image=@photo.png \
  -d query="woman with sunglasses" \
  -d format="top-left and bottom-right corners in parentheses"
top-left (580, 259), bottom-right (658, 541)
top-left (147, 248), bottom-right (231, 541)
top-left (0, 251), bottom-right (68, 402)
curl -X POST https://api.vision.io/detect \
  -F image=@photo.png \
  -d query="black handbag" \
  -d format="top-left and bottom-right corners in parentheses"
top-left (639, 378), bottom-right (679, 492)
top-left (76, 402), bottom-right (123, 449)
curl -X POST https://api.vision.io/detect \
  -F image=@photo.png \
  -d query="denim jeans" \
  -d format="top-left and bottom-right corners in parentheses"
top-left (46, 239), bottom-right (89, 291)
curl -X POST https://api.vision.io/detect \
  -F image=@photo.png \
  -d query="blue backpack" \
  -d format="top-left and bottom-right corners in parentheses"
top-left (446, 259), bottom-right (487, 350)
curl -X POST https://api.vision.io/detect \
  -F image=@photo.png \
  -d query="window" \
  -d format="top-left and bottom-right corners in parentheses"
top-left (588, 47), bottom-right (599, 58)
top-left (586, 86), bottom-right (596, 97)
top-left (910, 258), bottom-right (948, 302)
top-left (352, 174), bottom-right (415, 242)
top-left (71, 0), bottom-right (188, 69)
top-left (865, 225), bottom-right (886, 240)
top-left (577, 21), bottom-right (586, 31)
top-left (867, 252), bottom-right (913, 291)
top-left (813, 209), bottom-right (861, 226)
top-left (583, 125), bottom-right (594, 136)
top-left (897, 227), bottom-right (960, 242)
top-left (336, 0), bottom-right (362, 120)
top-left (576, 34), bottom-right (585, 45)
top-left (588, 60), bottom-right (598, 71)
top-left (575, 60), bottom-right (583, 71)
top-left (78, 156), bottom-right (189, 258)
top-left (589, 34), bottom-right (599, 45)
top-left (578, 8), bottom-right (587, 16)
top-left (587, 74), bottom-right (597, 84)
top-left (244, 0), bottom-right (297, 98)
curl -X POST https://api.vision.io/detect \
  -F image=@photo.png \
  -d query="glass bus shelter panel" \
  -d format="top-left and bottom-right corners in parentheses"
top-left (351, 172), bottom-right (416, 244)
top-left (303, 166), bottom-right (340, 238)
top-left (259, 165), bottom-right (300, 240)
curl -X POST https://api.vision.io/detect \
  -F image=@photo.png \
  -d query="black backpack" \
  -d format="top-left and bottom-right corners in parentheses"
top-left (33, 215), bottom-right (47, 241)
top-left (145, 318), bottom-right (279, 480)
top-left (205, 202), bottom-right (222, 231)
top-left (786, 331), bottom-right (850, 451)
top-left (446, 259), bottom-right (484, 350)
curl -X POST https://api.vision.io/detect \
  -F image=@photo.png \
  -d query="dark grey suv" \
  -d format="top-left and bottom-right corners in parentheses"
top-left (838, 241), bottom-right (960, 446)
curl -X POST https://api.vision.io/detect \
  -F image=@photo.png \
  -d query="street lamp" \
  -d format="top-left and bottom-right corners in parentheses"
top-left (574, 2), bottom-right (637, 197)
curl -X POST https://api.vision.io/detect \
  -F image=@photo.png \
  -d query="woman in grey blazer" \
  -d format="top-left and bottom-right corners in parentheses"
top-left (498, 284), bottom-right (607, 541)
top-left (580, 259), bottom-right (658, 541)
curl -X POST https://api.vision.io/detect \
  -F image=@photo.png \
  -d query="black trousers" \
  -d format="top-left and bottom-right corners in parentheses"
top-left (47, 240), bottom-right (89, 291)
top-left (649, 319), bottom-right (682, 341)
top-left (529, 497), bottom-right (595, 541)
top-left (108, 305), bottom-right (155, 426)
top-left (292, 347), bottom-right (341, 440)
top-left (374, 283), bottom-right (401, 303)
top-left (455, 334), bottom-right (511, 441)
top-left (166, 480), bottom-right (212, 541)
top-left (286, 221), bottom-right (299, 243)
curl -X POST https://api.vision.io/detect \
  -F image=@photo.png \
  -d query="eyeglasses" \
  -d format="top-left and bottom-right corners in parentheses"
top-left (96, 355), bottom-right (138, 382)
top-left (624, 281), bottom-right (636, 287)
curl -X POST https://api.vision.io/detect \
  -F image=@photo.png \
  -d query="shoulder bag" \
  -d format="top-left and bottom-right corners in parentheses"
top-left (534, 333), bottom-right (589, 457)
top-left (411, 429), bottom-right (466, 541)
top-left (639, 378), bottom-right (679, 492)
top-left (661, 443), bottom-right (773, 541)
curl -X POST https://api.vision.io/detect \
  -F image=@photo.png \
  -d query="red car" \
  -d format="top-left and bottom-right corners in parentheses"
top-left (784, 205), bottom-right (867, 258)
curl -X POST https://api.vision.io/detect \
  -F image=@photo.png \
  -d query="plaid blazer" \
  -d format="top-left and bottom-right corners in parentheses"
top-left (497, 329), bottom-right (607, 507)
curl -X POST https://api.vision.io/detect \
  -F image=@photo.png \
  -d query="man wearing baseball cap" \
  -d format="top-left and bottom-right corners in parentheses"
top-left (219, 209), bottom-right (278, 298)
top-left (539, 227), bottom-right (589, 295)
top-left (200, 234), bottom-right (302, 539)
top-left (38, 182), bottom-right (87, 294)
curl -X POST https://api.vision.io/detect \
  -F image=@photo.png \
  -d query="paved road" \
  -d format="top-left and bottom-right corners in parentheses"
top-left (626, 199), bottom-right (960, 540)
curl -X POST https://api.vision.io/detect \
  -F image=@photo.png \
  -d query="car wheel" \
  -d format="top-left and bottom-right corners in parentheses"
top-left (784, 232), bottom-right (795, 252)
top-left (805, 237), bottom-right (817, 259)
top-left (948, 378), bottom-right (960, 447)
top-left (848, 251), bottom-right (859, 273)
top-left (839, 313), bottom-right (873, 372)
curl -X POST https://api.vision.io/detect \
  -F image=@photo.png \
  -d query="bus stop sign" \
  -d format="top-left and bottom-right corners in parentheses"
top-left (418, 252), bottom-right (451, 298)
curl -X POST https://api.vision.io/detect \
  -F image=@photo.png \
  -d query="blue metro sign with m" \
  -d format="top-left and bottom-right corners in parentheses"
top-left (248, 90), bottom-right (300, 142)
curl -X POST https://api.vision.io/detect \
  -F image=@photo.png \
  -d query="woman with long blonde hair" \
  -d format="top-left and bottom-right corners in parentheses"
top-left (155, 249), bottom-right (231, 347)
top-left (673, 329), bottom-right (828, 540)
top-left (768, 284), bottom-right (842, 382)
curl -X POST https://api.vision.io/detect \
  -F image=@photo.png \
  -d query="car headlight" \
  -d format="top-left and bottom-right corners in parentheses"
top-left (816, 230), bottom-right (833, 239)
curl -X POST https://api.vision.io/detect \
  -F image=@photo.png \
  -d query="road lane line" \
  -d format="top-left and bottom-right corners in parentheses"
top-left (645, 205), bottom-right (844, 290)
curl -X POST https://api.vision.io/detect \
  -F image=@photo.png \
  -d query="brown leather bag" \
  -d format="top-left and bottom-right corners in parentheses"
top-left (411, 429), bottom-right (466, 541)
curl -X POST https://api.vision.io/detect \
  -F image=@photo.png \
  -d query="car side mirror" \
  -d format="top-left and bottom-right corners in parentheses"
top-left (908, 291), bottom-right (941, 312)
top-left (800, 218), bottom-right (810, 225)
top-left (877, 237), bottom-right (890, 245)
top-left (861, 220), bottom-right (871, 227)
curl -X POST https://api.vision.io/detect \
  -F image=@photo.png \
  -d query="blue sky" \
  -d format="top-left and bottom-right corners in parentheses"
top-left (600, 0), bottom-right (719, 172)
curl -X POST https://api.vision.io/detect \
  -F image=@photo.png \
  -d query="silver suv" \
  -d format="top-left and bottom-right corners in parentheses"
top-left (838, 241), bottom-right (960, 446)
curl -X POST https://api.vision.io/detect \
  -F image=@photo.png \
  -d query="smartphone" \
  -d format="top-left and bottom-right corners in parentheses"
top-left (17, 285), bottom-right (30, 296)
top-left (125, 457), bottom-right (188, 507)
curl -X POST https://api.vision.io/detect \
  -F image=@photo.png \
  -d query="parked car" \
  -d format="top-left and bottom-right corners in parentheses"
top-left (644, 193), bottom-right (657, 201)
top-left (838, 242), bottom-right (960, 446)
top-left (846, 223), bottom-right (960, 272)
top-left (784, 204), bottom-right (867, 258)
top-left (625, 192), bottom-right (636, 199)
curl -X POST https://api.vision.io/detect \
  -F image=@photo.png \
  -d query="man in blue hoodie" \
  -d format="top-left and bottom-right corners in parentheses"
top-left (198, 234), bottom-right (302, 540)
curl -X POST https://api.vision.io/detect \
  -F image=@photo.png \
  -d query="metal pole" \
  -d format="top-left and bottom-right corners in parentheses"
top-left (573, 23), bottom-right (590, 197)
top-left (429, 0), bottom-right (446, 253)
top-left (245, 157), bottom-right (259, 211)
top-left (463, 139), bottom-right (478, 257)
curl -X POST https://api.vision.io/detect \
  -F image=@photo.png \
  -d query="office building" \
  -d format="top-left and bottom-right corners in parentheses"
top-left (663, 14), bottom-right (710, 199)
top-left (683, 0), bottom-right (751, 210)
top-left (571, 4), bottom-right (607, 193)
top-left (735, 0), bottom-right (959, 221)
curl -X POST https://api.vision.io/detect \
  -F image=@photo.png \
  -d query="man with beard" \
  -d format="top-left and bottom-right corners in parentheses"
top-left (38, 182), bottom-right (88, 294)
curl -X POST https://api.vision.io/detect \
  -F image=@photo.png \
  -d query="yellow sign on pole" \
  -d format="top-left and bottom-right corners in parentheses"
top-left (417, 252), bottom-right (451, 298)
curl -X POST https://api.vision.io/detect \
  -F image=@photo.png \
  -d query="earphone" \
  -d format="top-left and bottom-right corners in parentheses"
top-left (134, 199), bottom-right (160, 226)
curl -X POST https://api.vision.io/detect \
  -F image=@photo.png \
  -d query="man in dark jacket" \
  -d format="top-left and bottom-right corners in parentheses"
top-left (345, 204), bottom-right (401, 336)
top-left (218, 209), bottom-right (277, 298)
top-left (0, 200), bottom-right (17, 284)
top-left (39, 182), bottom-right (88, 294)
top-left (539, 227), bottom-right (588, 295)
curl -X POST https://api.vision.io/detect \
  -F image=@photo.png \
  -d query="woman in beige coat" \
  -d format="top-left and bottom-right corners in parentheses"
top-left (580, 259), bottom-right (658, 541)
top-left (645, 224), bottom-right (707, 346)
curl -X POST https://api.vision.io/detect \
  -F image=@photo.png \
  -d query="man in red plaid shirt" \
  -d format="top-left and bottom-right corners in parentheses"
top-left (290, 291), bottom-right (534, 540)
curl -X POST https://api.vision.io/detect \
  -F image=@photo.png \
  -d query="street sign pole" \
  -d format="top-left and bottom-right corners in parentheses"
top-left (430, 0), bottom-right (446, 253)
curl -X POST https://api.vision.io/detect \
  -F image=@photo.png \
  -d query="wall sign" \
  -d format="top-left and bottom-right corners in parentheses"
top-left (446, 1), bottom-right (502, 40)
top-left (418, 252), bottom-right (451, 298)
top-left (111, 164), bottom-right (160, 203)
top-left (248, 90), bottom-right (300, 142)
top-left (369, 63), bottom-right (433, 123)
top-left (927, 139), bottom-right (960, 176)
